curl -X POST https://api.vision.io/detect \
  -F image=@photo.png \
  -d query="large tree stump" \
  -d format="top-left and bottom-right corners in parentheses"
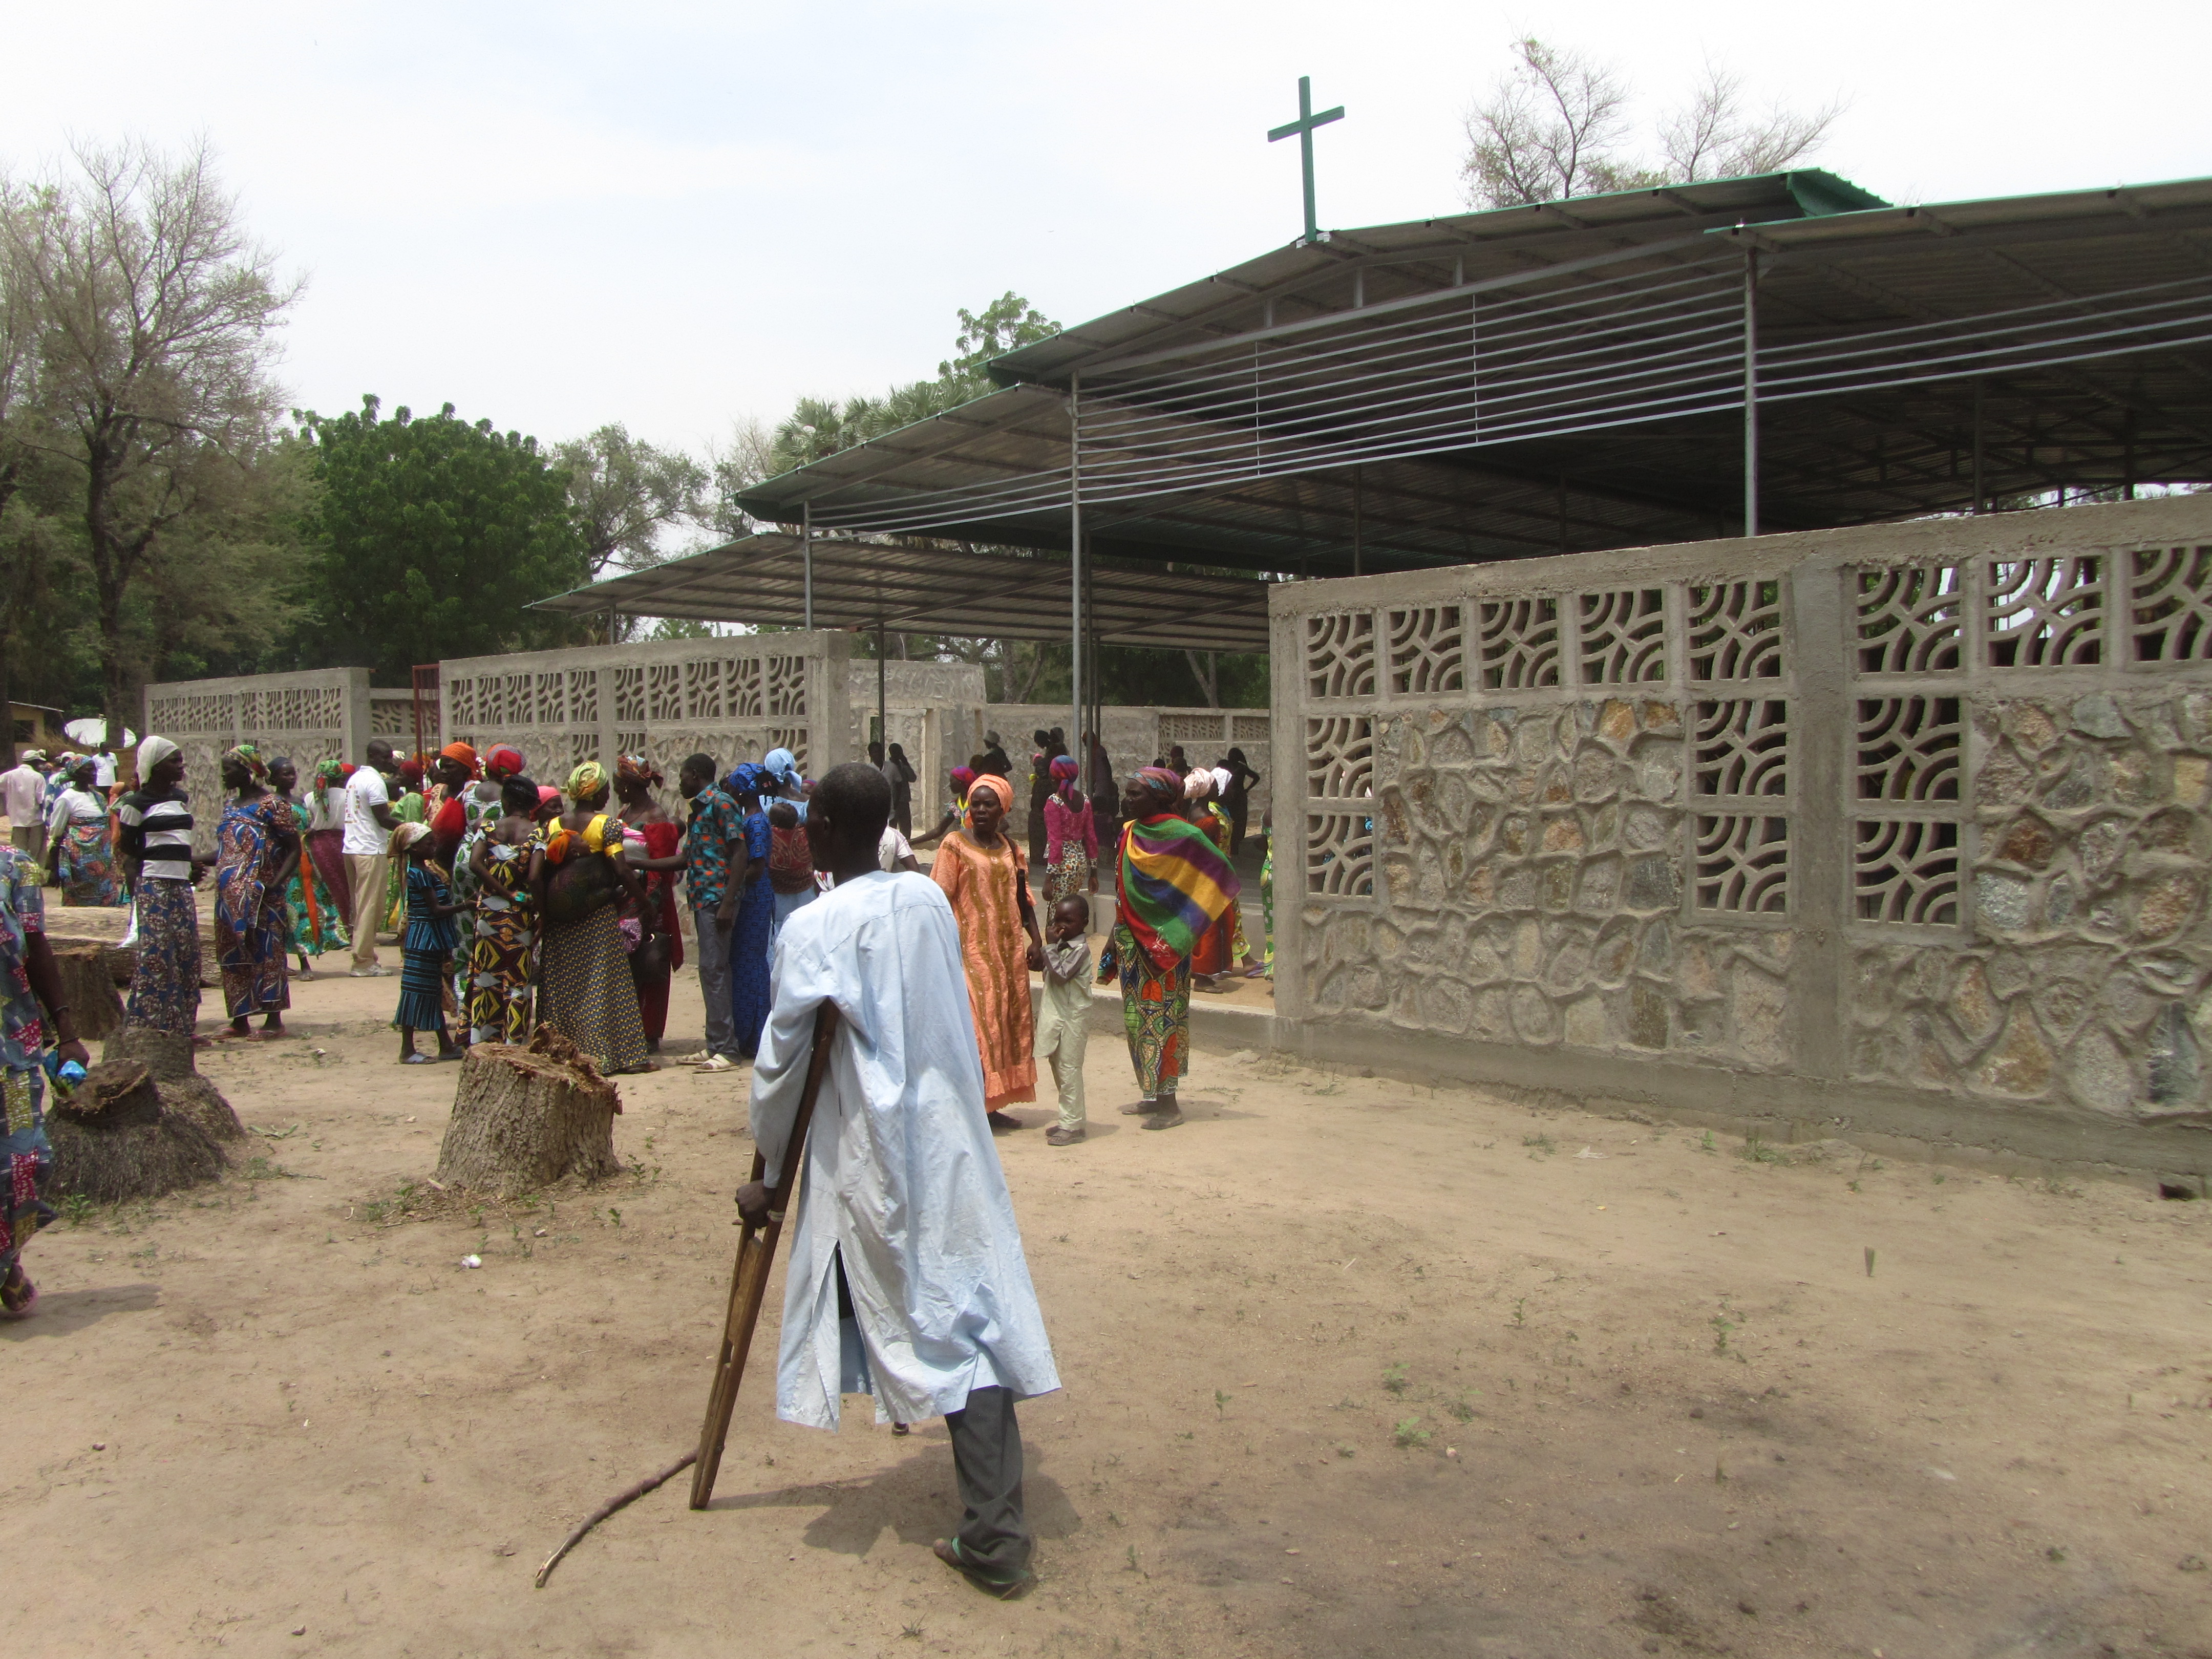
top-left (46, 1056), bottom-right (237, 1202)
top-left (48, 942), bottom-right (126, 1041)
top-left (435, 1028), bottom-right (623, 1197)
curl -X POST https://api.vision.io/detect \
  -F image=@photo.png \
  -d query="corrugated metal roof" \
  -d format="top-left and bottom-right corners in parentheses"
top-left (731, 172), bottom-right (2212, 580)
top-left (529, 533), bottom-right (1276, 653)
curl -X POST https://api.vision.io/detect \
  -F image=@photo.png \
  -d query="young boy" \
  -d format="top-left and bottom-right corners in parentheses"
top-left (392, 822), bottom-right (460, 1064)
top-left (1035, 895), bottom-right (1092, 1146)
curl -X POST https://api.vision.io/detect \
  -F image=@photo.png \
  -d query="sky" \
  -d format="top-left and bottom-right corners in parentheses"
top-left (6, 0), bottom-right (2209, 466)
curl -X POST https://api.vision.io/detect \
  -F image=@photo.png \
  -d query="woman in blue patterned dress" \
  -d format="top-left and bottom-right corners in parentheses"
top-left (213, 743), bottom-right (299, 1040)
top-left (722, 763), bottom-right (774, 1058)
top-left (41, 756), bottom-right (122, 907)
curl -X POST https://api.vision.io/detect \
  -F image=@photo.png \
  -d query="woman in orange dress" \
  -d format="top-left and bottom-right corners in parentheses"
top-left (929, 774), bottom-right (1045, 1128)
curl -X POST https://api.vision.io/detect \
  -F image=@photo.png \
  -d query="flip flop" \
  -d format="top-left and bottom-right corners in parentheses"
top-left (401, 1053), bottom-right (432, 1065)
top-left (932, 1538), bottom-right (1033, 1600)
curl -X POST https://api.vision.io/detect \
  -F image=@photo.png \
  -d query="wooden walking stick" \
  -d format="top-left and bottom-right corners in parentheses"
top-left (533, 1003), bottom-right (840, 1588)
top-left (689, 1001), bottom-right (841, 1509)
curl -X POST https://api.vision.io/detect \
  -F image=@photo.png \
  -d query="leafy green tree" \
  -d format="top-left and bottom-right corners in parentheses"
top-left (0, 139), bottom-right (297, 748)
top-left (294, 396), bottom-right (588, 685)
top-left (552, 422), bottom-right (707, 577)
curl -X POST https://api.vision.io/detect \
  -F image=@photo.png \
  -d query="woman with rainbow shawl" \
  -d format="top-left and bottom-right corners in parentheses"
top-left (1101, 767), bottom-right (1239, 1131)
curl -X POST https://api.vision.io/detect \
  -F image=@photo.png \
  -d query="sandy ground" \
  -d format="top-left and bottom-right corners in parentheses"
top-left (6, 922), bottom-right (2212, 1658)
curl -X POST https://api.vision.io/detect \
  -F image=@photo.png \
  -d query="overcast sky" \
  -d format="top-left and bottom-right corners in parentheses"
top-left (6, 0), bottom-right (2208, 466)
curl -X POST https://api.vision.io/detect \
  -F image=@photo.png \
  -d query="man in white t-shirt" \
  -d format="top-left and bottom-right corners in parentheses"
top-left (2, 751), bottom-right (51, 862)
top-left (344, 739), bottom-right (402, 975)
top-left (876, 822), bottom-right (919, 873)
top-left (92, 743), bottom-right (118, 798)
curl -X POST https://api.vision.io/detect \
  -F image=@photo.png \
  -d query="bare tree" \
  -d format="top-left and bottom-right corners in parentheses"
top-left (702, 415), bottom-right (778, 541)
top-left (1463, 40), bottom-right (1842, 209)
top-left (1658, 63), bottom-right (1845, 183)
top-left (554, 422), bottom-right (707, 576)
top-left (1182, 649), bottom-right (1221, 709)
top-left (1, 138), bottom-right (297, 747)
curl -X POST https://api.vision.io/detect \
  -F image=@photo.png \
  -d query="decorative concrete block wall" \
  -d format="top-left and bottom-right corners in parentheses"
top-left (142, 669), bottom-right (371, 853)
top-left (848, 661), bottom-right (985, 827)
top-left (440, 633), bottom-right (854, 795)
top-left (1269, 495), bottom-right (2212, 1170)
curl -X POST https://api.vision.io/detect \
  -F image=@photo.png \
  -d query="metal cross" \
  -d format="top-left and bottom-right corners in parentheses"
top-left (1268, 75), bottom-right (1345, 245)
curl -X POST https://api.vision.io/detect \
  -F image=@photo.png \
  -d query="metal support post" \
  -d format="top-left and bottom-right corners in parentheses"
top-left (1742, 248), bottom-right (1760, 538)
top-left (1069, 372), bottom-right (1085, 763)
top-left (876, 621), bottom-right (887, 762)
top-left (802, 500), bottom-right (814, 631)
top-left (1971, 381), bottom-right (1986, 514)
top-left (1352, 467), bottom-right (1363, 578)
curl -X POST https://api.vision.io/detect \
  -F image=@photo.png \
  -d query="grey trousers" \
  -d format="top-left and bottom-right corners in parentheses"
top-left (691, 905), bottom-right (737, 1059)
top-left (9, 824), bottom-right (45, 865)
top-left (946, 1387), bottom-right (1030, 1575)
top-left (833, 1250), bottom-right (1030, 1575)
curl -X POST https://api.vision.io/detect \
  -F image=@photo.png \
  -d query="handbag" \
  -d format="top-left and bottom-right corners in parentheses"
top-left (629, 927), bottom-right (672, 982)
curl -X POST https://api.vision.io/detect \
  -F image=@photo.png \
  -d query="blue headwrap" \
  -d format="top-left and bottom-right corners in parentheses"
top-left (762, 747), bottom-right (799, 785)
top-left (725, 762), bottom-right (769, 800)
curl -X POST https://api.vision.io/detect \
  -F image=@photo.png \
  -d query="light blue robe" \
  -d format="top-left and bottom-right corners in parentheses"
top-left (751, 870), bottom-right (1060, 1430)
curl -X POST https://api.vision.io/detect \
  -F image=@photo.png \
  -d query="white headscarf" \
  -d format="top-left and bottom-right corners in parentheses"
top-left (137, 735), bottom-right (180, 775)
top-left (1211, 765), bottom-right (1233, 796)
top-left (1183, 769), bottom-right (1213, 800)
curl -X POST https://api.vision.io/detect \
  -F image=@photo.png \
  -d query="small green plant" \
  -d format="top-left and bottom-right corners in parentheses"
top-left (1512, 1297), bottom-right (1527, 1328)
top-left (1932, 1171), bottom-right (1947, 1185)
top-left (606, 1207), bottom-right (622, 1229)
top-left (1523, 1133), bottom-right (1556, 1156)
top-left (1214, 1389), bottom-right (1229, 1418)
top-left (1740, 1134), bottom-right (1780, 1165)
top-left (59, 1192), bottom-right (95, 1228)
top-left (1711, 1313), bottom-right (1736, 1353)
top-left (1392, 1417), bottom-right (1431, 1449)
top-left (1125, 1545), bottom-right (1142, 1573)
top-left (1176, 1430), bottom-right (1194, 1440)
top-left (1335, 1443), bottom-right (1357, 1458)
top-left (1448, 1395), bottom-right (1477, 1422)
top-left (901, 1624), bottom-right (924, 1641)
top-left (2046, 1546), bottom-right (2067, 1563)
top-left (1847, 1179), bottom-right (1861, 1193)
top-left (1382, 1362), bottom-right (1409, 1395)
top-left (1699, 1131), bottom-right (1717, 1153)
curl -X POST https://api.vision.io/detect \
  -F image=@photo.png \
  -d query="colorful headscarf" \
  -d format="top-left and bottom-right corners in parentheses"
top-left (222, 742), bottom-right (269, 781)
top-left (762, 747), bottom-right (800, 786)
top-left (968, 774), bottom-right (1014, 811)
top-left (1117, 805), bottom-right (1239, 969)
top-left (440, 741), bottom-right (479, 775)
top-left (725, 762), bottom-right (769, 801)
top-left (390, 821), bottom-right (432, 856)
top-left (397, 759), bottom-right (425, 789)
top-left (616, 753), bottom-right (664, 790)
top-left (1132, 766), bottom-right (1184, 807)
top-left (949, 765), bottom-right (977, 796)
top-left (537, 785), bottom-right (562, 812)
top-left (484, 744), bottom-right (525, 780)
top-left (314, 758), bottom-right (347, 789)
top-left (567, 760), bottom-right (609, 800)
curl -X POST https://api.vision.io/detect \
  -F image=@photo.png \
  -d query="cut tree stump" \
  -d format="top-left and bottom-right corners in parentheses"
top-left (436, 1027), bottom-right (624, 1197)
top-left (49, 1041), bottom-right (244, 1203)
top-left (48, 942), bottom-right (126, 1041)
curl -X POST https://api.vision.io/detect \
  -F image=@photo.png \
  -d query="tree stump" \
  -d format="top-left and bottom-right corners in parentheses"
top-left (435, 1027), bottom-right (624, 1197)
top-left (48, 942), bottom-right (126, 1041)
top-left (47, 1056), bottom-right (237, 1203)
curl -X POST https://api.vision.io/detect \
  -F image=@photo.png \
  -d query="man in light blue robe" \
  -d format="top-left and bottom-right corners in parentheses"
top-left (741, 761), bottom-right (1060, 1597)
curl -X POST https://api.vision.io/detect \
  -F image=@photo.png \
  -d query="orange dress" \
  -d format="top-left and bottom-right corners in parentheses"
top-left (1190, 807), bottom-right (1245, 975)
top-left (930, 831), bottom-right (1038, 1111)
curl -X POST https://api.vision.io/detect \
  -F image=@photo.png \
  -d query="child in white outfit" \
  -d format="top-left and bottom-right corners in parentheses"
top-left (1035, 896), bottom-right (1092, 1146)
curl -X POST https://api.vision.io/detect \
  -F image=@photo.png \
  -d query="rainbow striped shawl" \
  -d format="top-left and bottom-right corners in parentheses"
top-left (1117, 813), bottom-right (1240, 968)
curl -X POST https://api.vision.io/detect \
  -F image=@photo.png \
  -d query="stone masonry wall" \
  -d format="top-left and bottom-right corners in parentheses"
top-left (1269, 495), bottom-right (2212, 1165)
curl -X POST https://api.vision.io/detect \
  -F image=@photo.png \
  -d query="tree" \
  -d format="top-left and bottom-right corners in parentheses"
top-left (294, 396), bottom-right (588, 685)
top-left (552, 423), bottom-right (707, 578)
top-left (0, 139), bottom-right (299, 747)
top-left (1463, 40), bottom-right (1842, 210)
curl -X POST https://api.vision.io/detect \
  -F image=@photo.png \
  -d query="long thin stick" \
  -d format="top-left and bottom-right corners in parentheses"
top-left (534, 1452), bottom-right (695, 1588)
top-left (689, 1003), bottom-right (841, 1509)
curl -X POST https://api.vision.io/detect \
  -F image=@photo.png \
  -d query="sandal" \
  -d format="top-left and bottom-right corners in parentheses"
top-left (401, 1053), bottom-right (432, 1066)
top-left (1142, 1105), bottom-right (1185, 1131)
top-left (0, 1266), bottom-right (37, 1319)
top-left (932, 1537), bottom-right (1033, 1600)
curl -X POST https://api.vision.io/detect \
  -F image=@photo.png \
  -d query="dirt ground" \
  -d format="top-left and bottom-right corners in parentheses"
top-left (6, 927), bottom-right (2211, 1658)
